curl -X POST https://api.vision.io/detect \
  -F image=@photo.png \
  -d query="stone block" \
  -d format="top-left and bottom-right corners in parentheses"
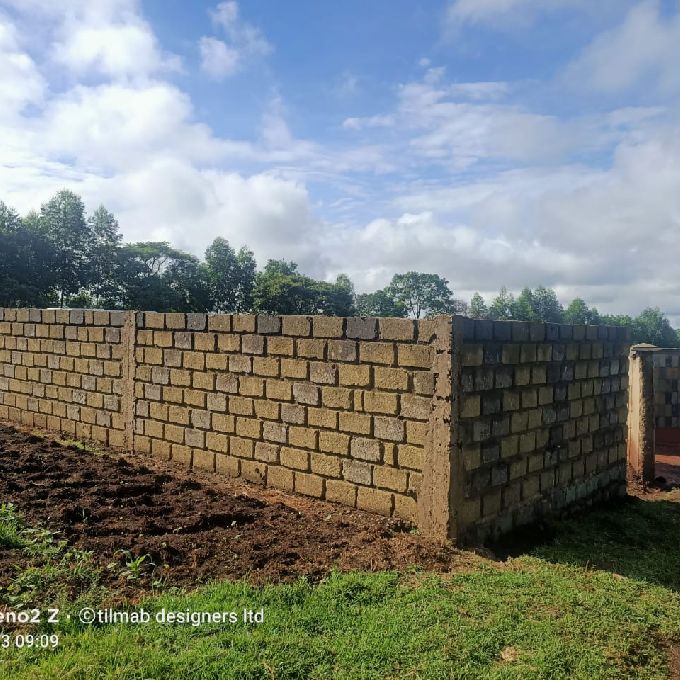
top-left (342, 459), bottom-right (372, 485)
top-left (357, 487), bottom-right (393, 516)
top-left (257, 315), bottom-right (281, 334)
top-left (346, 317), bottom-right (377, 340)
top-left (313, 316), bottom-right (344, 338)
top-left (379, 318), bottom-right (415, 341)
top-left (350, 436), bottom-right (381, 461)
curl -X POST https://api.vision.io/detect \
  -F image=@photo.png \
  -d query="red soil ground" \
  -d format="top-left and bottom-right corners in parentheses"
top-left (656, 453), bottom-right (680, 487)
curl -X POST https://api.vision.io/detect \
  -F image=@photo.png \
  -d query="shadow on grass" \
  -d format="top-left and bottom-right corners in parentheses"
top-left (490, 494), bottom-right (680, 591)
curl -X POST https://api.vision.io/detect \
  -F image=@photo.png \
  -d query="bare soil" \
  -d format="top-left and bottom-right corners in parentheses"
top-left (656, 453), bottom-right (680, 488)
top-left (670, 642), bottom-right (680, 680)
top-left (0, 423), bottom-right (467, 597)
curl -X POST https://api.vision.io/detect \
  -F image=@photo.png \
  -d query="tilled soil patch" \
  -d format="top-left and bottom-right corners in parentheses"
top-left (0, 423), bottom-right (465, 597)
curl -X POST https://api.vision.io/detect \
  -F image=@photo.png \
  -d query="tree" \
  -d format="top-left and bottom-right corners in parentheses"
top-left (253, 261), bottom-right (357, 315)
top-left (599, 309), bottom-right (679, 347)
top-left (469, 292), bottom-right (489, 320)
top-left (531, 286), bottom-right (564, 323)
top-left (386, 272), bottom-right (456, 318)
top-left (633, 308), bottom-right (679, 347)
top-left (110, 242), bottom-right (210, 312)
top-left (87, 205), bottom-right (122, 306)
top-left (356, 289), bottom-right (406, 317)
top-left (317, 274), bottom-right (356, 316)
top-left (513, 287), bottom-right (535, 321)
top-left (600, 313), bottom-right (634, 329)
top-left (205, 237), bottom-right (240, 312)
top-left (564, 298), bottom-right (600, 325)
top-left (37, 190), bottom-right (93, 306)
top-left (234, 247), bottom-right (256, 312)
top-left (163, 255), bottom-right (212, 312)
top-left (0, 203), bottom-right (54, 307)
top-left (488, 287), bottom-right (515, 320)
top-left (204, 237), bottom-right (257, 312)
top-left (253, 260), bottom-right (320, 314)
top-left (487, 285), bottom-right (564, 322)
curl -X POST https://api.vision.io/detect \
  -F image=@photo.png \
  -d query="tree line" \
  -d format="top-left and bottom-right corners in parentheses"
top-left (1, 190), bottom-right (678, 347)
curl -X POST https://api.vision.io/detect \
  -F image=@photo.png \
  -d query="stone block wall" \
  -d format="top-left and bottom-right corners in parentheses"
top-left (0, 308), bottom-right (132, 447)
top-left (455, 318), bottom-right (630, 542)
top-left (132, 311), bottom-right (439, 523)
top-left (0, 308), bottom-right (634, 542)
top-left (652, 350), bottom-right (680, 428)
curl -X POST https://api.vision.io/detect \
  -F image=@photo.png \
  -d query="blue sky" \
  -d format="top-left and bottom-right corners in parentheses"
top-left (1, 0), bottom-right (680, 319)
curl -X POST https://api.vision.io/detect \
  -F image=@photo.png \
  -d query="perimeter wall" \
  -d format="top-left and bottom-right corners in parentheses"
top-left (0, 308), bottom-right (631, 542)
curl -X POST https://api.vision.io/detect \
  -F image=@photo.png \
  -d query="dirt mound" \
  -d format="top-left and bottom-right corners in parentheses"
top-left (0, 424), bottom-right (464, 596)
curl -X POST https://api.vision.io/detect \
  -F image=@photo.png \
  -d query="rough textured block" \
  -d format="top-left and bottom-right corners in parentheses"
top-left (328, 340), bottom-right (356, 362)
top-left (346, 317), bottom-right (377, 340)
top-left (350, 436), bottom-right (381, 461)
top-left (281, 315), bottom-right (311, 336)
top-left (373, 416), bottom-right (404, 442)
top-left (242, 335), bottom-right (265, 355)
top-left (357, 487), bottom-right (393, 516)
top-left (343, 459), bottom-right (372, 485)
top-left (313, 316), bottom-right (344, 338)
top-left (325, 480), bottom-right (357, 507)
top-left (379, 318), bottom-right (415, 341)
top-left (232, 315), bottom-right (256, 333)
top-left (295, 472), bottom-right (324, 498)
top-left (339, 411), bottom-right (372, 435)
top-left (397, 344), bottom-right (433, 369)
top-left (293, 382), bottom-right (320, 405)
top-left (319, 431), bottom-right (350, 454)
top-left (359, 342), bottom-right (395, 365)
top-left (338, 364), bottom-right (371, 387)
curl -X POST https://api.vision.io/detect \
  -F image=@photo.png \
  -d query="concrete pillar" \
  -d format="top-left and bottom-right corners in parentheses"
top-left (627, 344), bottom-right (658, 487)
top-left (120, 310), bottom-right (137, 452)
top-left (418, 316), bottom-right (457, 541)
top-left (417, 316), bottom-right (467, 543)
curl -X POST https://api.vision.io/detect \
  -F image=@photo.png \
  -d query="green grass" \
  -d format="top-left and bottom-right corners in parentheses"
top-left (0, 504), bottom-right (103, 612)
top-left (534, 495), bottom-right (680, 590)
top-left (0, 504), bottom-right (25, 550)
top-left (30, 431), bottom-right (107, 456)
top-left (2, 496), bottom-right (680, 679)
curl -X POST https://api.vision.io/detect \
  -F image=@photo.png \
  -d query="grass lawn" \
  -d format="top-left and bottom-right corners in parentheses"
top-left (2, 492), bottom-right (680, 679)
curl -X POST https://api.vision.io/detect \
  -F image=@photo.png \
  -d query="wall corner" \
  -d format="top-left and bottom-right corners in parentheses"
top-left (417, 315), bottom-right (460, 542)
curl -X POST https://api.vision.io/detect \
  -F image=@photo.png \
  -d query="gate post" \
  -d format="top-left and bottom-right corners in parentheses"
top-left (627, 344), bottom-right (657, 487)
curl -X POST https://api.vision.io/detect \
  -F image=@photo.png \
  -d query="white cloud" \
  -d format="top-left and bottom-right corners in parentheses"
top-left (444, 0), bottom-right (627, 31)
top-left (343, 68), bottom-right (669, 172)
top-left (0, 16), bottom-right (45, 119)
top-left (199, 37), bottom-right (239, 79)
top-left (448, 81), bottom-right (509, 101)
top-left (448, 0), bottom-right (579, 25)
top-left (374, 127), bottom-right (680, 319)
top-left (53, 23), bottom-right (179, 78)
top-left (198, 1), bottom-right (271, 79)
top-left (38, 83), bottom-right (231, 170)
top-left (88, 162), bottom-right (325, 270)
top-left (564, 1), bottom-right (680, 96)
top-left (209, 1), bottom-right (271, 57)
top-left (33, 0), bottom-right (183, 79)
top-left (342, 115), bottom-right (394, 131)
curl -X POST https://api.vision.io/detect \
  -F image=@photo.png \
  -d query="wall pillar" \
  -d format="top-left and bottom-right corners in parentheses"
top-left (120, 310), bottom-right (137, 452)
top-left (417, 316), bottom-right (463, 542)
top-left (627, 344), bottom-right (657, 487)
